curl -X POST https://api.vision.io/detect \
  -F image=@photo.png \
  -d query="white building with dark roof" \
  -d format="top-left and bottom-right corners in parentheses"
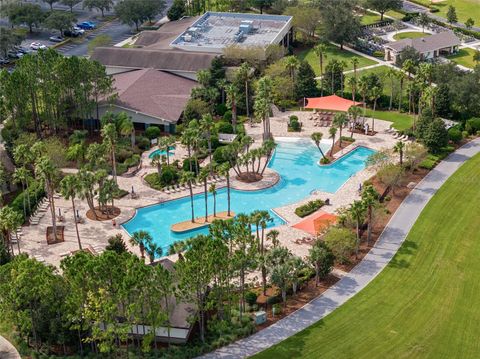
top-left (384, 31), bottom-right (461, 63)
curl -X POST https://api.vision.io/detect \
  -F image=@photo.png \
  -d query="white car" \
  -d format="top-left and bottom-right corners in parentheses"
top-left (73, 26), bottom-right (85, 35)
top-left (30, 42), bottom-right (47, 50)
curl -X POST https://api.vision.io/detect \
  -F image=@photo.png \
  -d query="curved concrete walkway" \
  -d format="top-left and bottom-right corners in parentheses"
top-left (0, 335), bottom-right (21, 359)
top-left (201, 138), bottom-right (480, 359)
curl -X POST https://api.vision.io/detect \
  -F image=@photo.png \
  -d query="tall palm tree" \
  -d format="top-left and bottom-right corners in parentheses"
top-left (370, 86), bottom-right (383, 132)
top-left (145, 240), bottom-right (163, 264)
top-left (181, 129), bottom-right (194, 172)
top-left (348, 200), bottom-right (366, 258)
top-left (329, 127), bottom-right (337, 156)
top-left (60, 174), bottom-right (82, 250)
top-left (35, 156), bottom-right (59, 241)
top-left (386, 67), bottom-right (398, 110)
top-left (351, 57), bottom-right (359, 83)
top-left (209, 184), bottom-right (217, 217)
top-left (217, 163), bottom-right (231, 217)
top-left (199, 168), bottom-right (210, 223)
top-left (181, 171), bottom-right (196, 223)
top-left (361, 185), bottom-right (378, 247)
top-left (393, 141), bottom-right (405, 165)
top-left (255, 76), bottom-right (273, 141)
top-left (236, 62), bottom-right (251, 117)
top-left (225, 84), bottom-right (238, 133)
top-left (130, 230), bottom-right (152, 261)
top-left (347, 76), bottom-right (357, 102)
top-left (0, 206), bottom-right (23, 255)
top-left (118, 114), bottom-right (135, 148)
top-left (200, 114), bottom-right (215, 174)
top-left (402, 59), bottom-right (415, 114)
top-left (348, 106), bottom-right (362, 138)
top-left (397, 71), bottom-right (405, 112)
top-left (151, 153), bottom-right (165, 177)
top-left (333, 113), bottom-right (348, 148)
top-left (101, 123), bottom-right (118, 184)
top-left (311, 132), bottom-right (327, 161)
top-left (357, 75), bottom-right (369, 118)
top-left (12, 167), bottom-right (32, 217)
top-left (313, 43), bottom-right (328, 96)
top-left (339, 61), bottom-right (347, 96)
top-left (284, 55), bottom-right (300, 82)
top-left (266, 229), bottom-right (280, 248)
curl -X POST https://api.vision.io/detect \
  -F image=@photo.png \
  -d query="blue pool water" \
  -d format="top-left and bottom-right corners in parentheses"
top-left (123, 138), bottom-right (375, 249)
top-left (148, 147), bottom-right (175, 159)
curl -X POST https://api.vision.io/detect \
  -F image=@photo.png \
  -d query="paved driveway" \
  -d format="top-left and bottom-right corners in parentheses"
top-left (200, 138), bottom-right (480, 358)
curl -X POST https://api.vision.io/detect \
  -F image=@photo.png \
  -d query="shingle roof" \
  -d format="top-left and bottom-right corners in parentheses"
top-left (386, 31), bottom-right (460, 53)
top-left (91, 47), bottom-right (217, 73)
top-left (110, 69), bottom-right (197, 123)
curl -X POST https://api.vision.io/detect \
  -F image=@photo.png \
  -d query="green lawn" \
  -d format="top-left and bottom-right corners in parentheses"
top-left (365, 109), bottom-right (414, 131)
top-left (360, 11), bottom-right (382, 25)
top-left (254, 152), bottom-right (480, 359)
top-left (345, 65), bottom-right (402, 99)
top-left (297, 44), bottom-right (377, 76)
top-left (393, 31), bottom-right (430, 40)
top-left (448, 47), bottom-right (478, 68)
top-left (412, 0), bottom-right (480, 24)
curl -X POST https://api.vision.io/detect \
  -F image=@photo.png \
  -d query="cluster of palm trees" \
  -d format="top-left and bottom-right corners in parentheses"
top-left (129, 230), bottom-right (163, 264)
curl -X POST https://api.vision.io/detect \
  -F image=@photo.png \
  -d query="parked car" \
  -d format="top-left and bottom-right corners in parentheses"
top-left (30, 42), bottom-right (47, 50)
top-left (77, 21), bottom-right (95, 30)
top-left (16, 47), bottom-right (33, 55)
top-left (73, 26), bottom-right (85, 34)
top-left (7, 50), bottom-right (23, 59)
top-left (49, 35), bottom-right (65, 43)
top-left (64, 29), bottom-right (80, 37)
top-left (0, 57), bottom-right (10, 65)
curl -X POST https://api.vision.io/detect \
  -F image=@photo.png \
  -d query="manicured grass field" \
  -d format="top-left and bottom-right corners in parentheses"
top-left (448, 48), bottom-right (478, 68)
top-left (254, 152), bottom-right (480, 359)
top-left (360, 11), bottom-right (382, 25)
top-left (393, 31), bottom-right (430, 40)
top-left (413, 0), bottom-right (480, 24)
top-left (365, 108), bottom-right (414, 131)
top-left (297, 44), bottom-right (377, 76)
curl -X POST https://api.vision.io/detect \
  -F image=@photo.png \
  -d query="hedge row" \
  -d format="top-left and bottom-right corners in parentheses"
top-left (295, 199), bottom-right (325, 218)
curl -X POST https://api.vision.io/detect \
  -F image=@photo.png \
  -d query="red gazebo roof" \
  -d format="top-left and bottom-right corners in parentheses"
top-left (305, 95), bottom-right (362, 112)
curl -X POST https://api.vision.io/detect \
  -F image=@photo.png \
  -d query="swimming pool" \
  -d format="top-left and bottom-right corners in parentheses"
top-left (148, 146), bottom-right (175, 159)
top-left (123, 138), bottom-right (375, 249)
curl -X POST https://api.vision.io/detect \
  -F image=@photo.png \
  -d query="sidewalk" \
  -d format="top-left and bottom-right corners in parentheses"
top-left (0, 335), bottom-right (21, 359)
top-left (200, 138), bottom-right (480, 358)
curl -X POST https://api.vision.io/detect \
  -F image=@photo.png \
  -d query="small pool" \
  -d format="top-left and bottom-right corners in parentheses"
top-left (148, 146), bottom-right (175, 159)
top-left (123, 138), bottom-right (375, 249)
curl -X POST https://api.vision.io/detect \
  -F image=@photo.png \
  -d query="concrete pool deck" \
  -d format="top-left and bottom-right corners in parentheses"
top-left (16, 111), bottom-right (398, 267)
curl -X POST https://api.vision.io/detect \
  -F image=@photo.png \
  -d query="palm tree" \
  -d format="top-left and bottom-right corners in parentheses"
top-left (225, 84), bottom-right (238, 133)
top-left (12, 167), bottom-right (32, 217)
top-left (0, 206), bottom-right (23, 255)
top-left (255, 76), bottom-right (273, 141)
top-left (385, 67), bottom-right (397, 110)
top-left (348, 106), bottom-right (361, 138)
top-left (199, 168), bottom-right (210, 223)
top-left (347, 76), bottom-right (357, 102)
top-left (397, 71), bottom-right (405, 112)
top-left (145, 240), bottom-right (163, 264)
top-left (151, 153), bottom-right (166, 178)
top-left (402, 59), bottom-right (415, 114)
top-left (35, 157), bottom-right (59, 241)
top-left (348, 200), bottom-right (366, 258)
top-left (370, 86), bottom-right (382, 133)
top-left (333, 113), bottom-right (348, 148)
top-left (118, 114), bottom-right (135, 148)
top-left (284, 55), bottom-right (300, 81)
top-left (209, 184), bottom-right (217, 217)
top-left (101, 123), bottom-right (118, 184)
top-left (329, 127), bottom-right (337, 156)
top-left (266, 229), bottom-right (280, 248)
top-left (361, 185), bottom-right (379, 247)
top-left (60, 174), bottom-right (82, 250)
top-left (200, 114), bottom-right (215, 174)
top-left (393, 141), bottom-right (405, 165)
top-left (311, 132), bottom-right (327, 161)
top-left (339, 61), bottom-right (347, 96)
top-left (313, 43), bottom-right (328, 96)
top-left (181, 171), bottom-right (196, 223)
top-left (237, 62), bottom-right (251, 117)
top-left (351, 57), bottom-right (359, 82)
top-left (357, 75), bottom-right (369, 118)
top-left (217, 163), bottom-right (231, 217)
top-left (130, 230), bottom-right (152, 260)
top-left (418, 13), bottom-right (431, 32)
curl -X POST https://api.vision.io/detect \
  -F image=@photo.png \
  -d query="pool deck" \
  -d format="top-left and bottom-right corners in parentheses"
top-left (171, 211), bottom-right (236, 232)
top-left (15, 110), bottom-right (399, 267)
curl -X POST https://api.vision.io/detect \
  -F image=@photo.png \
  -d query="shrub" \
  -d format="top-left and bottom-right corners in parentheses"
top-left (145, 126), bottom-right (161, 140)
top-left (123, 154), bottom-right (140, 168)
top-left (320, 157), bottom-right (331, 164)
top-left (373, 50), bottom-right (384, 58)
top-left (223, 110), bottom-right (232, 122)
top-left (116, 147), bottom-right (134, 163)
top-left (340, 136), bottom-right (355, 143)
top-left (465, 118), bottom-right (480, 134)
top-left (288, 115), bottom-right (301, 132)
top-left (161, 165), bottom-right (179, 186)
top-left (217, 121), bottom-right (234, 134)
top-left (323, 227), bottom-right (356, 264)
top-left (182, 157), bottom-right (199, 174)
top-left (9, 181), bottom-right (46, 222)
top-left (215, 103), bottom-right (228, 116)
top-left (266, 295), bottom-right (282, 305)
top-left (245, 291), bottom-right (258, 306)
top-left (448, 128), bottom-right (462, 143)
top-left (421, 119), bottom-right (448, 153)
top-left (295, 199), bottom-right (325, 218)
top-left (136, 136), bottom-right (150, 150)
top-left (462, 130), bottom-right (469, 138)
top-left (106, 234), bottom-right (128, 254)
top-left (213, 146), bottom-right (229, 164)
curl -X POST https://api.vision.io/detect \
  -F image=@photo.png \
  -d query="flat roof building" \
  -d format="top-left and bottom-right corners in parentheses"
top-left (170, 12), bottom-right (293, 53)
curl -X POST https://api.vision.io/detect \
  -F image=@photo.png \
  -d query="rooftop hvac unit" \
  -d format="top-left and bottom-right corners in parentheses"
top-left (183, 34), bottom-right (192, 42)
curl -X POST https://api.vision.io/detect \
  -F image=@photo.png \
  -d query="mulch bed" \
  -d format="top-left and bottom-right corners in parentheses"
top-left (236, 172), bottom-right (263, 183)
top-left (86, 206), bottom-right (121, 221)
top-left (46, 226), bottom-right (65, 245)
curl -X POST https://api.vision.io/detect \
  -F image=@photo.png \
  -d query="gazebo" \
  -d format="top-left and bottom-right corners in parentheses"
top-left (304, 95), bottom-right (362, 112)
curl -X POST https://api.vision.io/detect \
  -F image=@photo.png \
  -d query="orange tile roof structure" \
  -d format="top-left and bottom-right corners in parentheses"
top-left (305, 95), bottom-right (362, 112)
top-left (292, 210), bottom-right (337, 236)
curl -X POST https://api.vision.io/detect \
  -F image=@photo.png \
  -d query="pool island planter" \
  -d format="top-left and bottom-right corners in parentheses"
top-left (171, 211), bottom-right (236, 233)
